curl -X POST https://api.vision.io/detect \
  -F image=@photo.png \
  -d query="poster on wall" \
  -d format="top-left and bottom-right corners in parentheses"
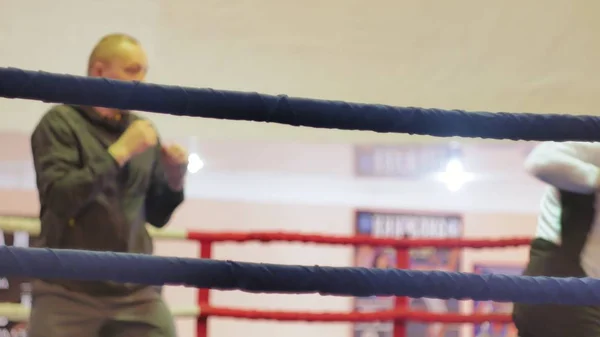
top-left (353, 210), bottom-right (463, 337)
top-left (354, 144), bottom-right (461, 178)
top-left (0, 230), bottom-right (32, 337)
top-left (472, 264), bottom-right (523, 337)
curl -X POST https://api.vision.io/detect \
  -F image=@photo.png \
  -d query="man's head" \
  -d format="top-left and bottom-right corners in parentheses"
top-left (87, 33), bottom-right (148, 82)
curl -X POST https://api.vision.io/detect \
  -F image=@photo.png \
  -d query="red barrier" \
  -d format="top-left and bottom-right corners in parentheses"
top-left (192, 231), bottom-right (528, 337)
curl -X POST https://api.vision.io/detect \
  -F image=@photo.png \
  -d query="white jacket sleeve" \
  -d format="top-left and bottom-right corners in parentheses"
top-left (525, 142), bottom-right (600, 194)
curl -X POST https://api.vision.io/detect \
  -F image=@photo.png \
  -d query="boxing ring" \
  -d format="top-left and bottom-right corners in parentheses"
top-left (2, 67), bottom-right (600, 337)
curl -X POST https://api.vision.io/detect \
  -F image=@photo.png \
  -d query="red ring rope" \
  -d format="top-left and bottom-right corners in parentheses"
top-left (200, 306), bottom-right (513, 323)
top-left (185, 230), bottom-right (531, 248)
top-left (182, 230), bottom-right (529, 337)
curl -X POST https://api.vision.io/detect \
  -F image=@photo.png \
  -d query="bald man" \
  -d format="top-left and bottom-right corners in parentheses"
top-left (28, 33), bottom-right (186, 337)
top-left (512, 141), bottom-right (600, 337)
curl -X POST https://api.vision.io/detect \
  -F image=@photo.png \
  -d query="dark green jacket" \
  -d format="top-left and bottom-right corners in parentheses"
top-left (30, 104), bottom-right (184, 296)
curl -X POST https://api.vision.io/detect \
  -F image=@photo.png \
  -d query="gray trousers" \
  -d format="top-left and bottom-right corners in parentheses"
top-left (27, 281), bottom-right (176, 337)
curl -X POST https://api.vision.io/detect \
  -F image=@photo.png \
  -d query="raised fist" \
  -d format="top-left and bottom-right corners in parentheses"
top-left (109, 120), bottom-right (157, 165)
top-left (161, 144), bottom-right (188, 167)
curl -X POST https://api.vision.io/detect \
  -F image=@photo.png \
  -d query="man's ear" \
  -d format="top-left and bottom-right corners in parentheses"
top-left (88, 61), bottom-right (104, 77)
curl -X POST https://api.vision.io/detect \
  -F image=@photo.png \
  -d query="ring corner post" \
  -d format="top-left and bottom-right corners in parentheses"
top-left (393, 246), bottom-right (410, 337)
top-left (196, 241), bottom-right (213, 337)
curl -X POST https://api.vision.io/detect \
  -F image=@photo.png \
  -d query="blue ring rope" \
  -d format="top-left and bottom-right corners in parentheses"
top-left (1, 246), bottom-right (599, 305)
top-left (1, 67), bottom-right (599, 141)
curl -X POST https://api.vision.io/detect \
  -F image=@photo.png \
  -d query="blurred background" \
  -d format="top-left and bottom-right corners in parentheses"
top-left (3, 1), bottom-right (600, 337)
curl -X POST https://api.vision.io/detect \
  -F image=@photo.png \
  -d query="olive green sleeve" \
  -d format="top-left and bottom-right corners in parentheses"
top-left (31, 107), bottom-right (120, 220)
top-left (144, 145), bottom-right (185, 228)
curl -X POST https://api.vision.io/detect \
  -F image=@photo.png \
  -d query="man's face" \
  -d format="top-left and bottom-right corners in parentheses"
top-left (91, 42), bottom-right (148, 82)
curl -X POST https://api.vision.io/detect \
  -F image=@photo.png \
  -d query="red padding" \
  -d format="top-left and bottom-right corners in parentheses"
top-left (200, 306), bottom-right (512, 323)
top-left (186, 231), bottom-right (531, 248)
